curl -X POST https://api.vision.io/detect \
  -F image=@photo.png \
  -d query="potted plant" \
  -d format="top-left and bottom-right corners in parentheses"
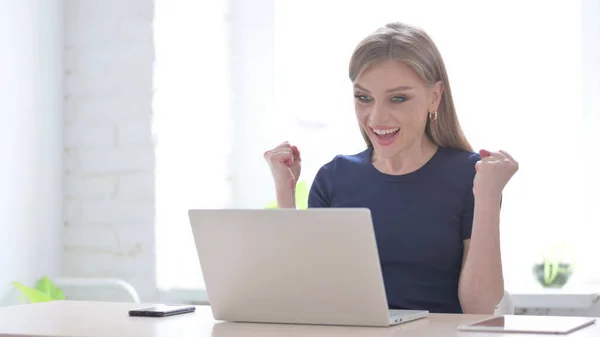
top-left (11, 276), bottom-right (65, 303)
top-left (265, 180), bottom-right (309, 209)
top-left (532, 243), bottom-right (574, 288)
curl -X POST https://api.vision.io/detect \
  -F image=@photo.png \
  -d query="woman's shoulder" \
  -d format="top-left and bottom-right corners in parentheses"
top-left (316, 146), bottom-right (480, 179)
top-left (435, 146), bottom-right (481, 177)
top-left (319, 147), bottom-right (372, 169)
top-left (439, 146), bottom-right (480, 164)
top-left (309, 148), bottom-right (372, 205)
top-left (313, 148), bottom-right (372, 180)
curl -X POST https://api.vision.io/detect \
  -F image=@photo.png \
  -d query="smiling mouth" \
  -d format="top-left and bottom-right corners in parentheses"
top-left (371, 127), bottom-right (400, 139)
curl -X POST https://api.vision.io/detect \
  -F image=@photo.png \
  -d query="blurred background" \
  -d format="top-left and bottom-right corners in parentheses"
top-left (1, 0), bottom-right (599, 315)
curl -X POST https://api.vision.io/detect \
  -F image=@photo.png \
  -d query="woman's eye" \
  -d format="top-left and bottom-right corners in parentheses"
top-left (354, 94), bottom-right (372, 103)
top-left (391, 96), bottom-right (406, 103)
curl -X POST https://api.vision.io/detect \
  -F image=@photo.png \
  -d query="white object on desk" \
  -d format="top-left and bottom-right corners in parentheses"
top-left (495, 290), bottom-right (516, 315)
top-left (457, 315), bottom-right (597, 334)
top-left (510, 285), bottom-right (600, 310)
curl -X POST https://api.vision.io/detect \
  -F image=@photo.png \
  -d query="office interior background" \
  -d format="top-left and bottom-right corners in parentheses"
top-left (1, 0), bottom-right (599, 314)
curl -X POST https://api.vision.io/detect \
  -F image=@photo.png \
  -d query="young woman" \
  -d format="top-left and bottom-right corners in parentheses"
top-left (263, 22), bottom-right (518, 315)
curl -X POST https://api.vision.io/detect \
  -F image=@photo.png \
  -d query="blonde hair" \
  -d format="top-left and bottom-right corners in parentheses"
top-left (349, 22), bottom-right (473, 152)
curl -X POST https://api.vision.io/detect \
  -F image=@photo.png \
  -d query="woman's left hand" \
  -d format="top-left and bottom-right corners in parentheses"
top-left (473, 149), bottom-right (519, 199)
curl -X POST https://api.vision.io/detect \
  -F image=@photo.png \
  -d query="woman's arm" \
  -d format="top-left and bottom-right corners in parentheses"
top-left (458, 149), bottom-right (518, 314)
top-left (276, 185), bottom-right (296, 208)
top-left (458, 193), bottom-right (504, 314)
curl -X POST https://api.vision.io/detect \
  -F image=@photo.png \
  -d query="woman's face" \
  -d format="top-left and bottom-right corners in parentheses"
top-left (353, 60), bottom-right (441, 159)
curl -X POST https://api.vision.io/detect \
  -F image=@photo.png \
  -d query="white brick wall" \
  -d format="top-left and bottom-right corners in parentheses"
top-left (63, 0), bottom-right (157, 300)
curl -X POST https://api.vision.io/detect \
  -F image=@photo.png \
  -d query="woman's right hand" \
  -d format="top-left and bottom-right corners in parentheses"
top-left (263, 141), bottom-right (302, 192)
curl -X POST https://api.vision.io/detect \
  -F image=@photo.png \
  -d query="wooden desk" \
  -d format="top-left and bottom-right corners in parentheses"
top-left (0, 301), bottom-right (597, 337)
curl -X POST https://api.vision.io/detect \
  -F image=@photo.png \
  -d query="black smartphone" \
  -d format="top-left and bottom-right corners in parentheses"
top-left (128, 304), bottom-right (196, 317)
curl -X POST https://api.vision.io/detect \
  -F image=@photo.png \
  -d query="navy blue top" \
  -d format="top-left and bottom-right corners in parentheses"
top-left (308, 146), bottom-right (480, 314)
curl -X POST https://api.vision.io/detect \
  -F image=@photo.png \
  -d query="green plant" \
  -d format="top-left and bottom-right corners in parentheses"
top-left (533, 242), bottom-right (574, 288)
top-left (12, 276), bottom-right (65, 303)
top-left (265, 180), bottom-right (309, 209)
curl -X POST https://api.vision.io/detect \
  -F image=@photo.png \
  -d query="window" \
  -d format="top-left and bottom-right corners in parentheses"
top-left (153, 0), bottom-right (232, 292)
top-left (154, 0), bottom-right (600, 295)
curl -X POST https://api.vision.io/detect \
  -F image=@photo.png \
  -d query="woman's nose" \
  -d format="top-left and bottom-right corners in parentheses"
top-left (370, 103), bottom-right (391, 123)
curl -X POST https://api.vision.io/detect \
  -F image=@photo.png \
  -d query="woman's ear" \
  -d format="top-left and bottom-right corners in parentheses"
top-left (429, 80), bottom-right (444, 112)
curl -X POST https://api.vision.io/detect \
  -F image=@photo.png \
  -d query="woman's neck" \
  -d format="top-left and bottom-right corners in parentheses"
top-left (372, 136), bottom-right (439, 175)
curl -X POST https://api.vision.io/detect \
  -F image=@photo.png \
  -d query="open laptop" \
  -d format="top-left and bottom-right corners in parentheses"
top-left (188, 208), bottom-right (428, 327)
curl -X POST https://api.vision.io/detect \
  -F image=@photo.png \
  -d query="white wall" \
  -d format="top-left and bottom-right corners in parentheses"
top-left (0, 0), bottom-right (63, 305)
top-left (578, 0), bottom-right (600, 284)
top-left (583, 0), bottom-right (600, 226)
top-left (61, 0), bottom-right (276, 301)
top-left (62, 0), bottom-right (157, 301)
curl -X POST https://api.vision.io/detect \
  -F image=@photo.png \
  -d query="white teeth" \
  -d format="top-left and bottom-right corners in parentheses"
top-left (373, 128), bottom-right (399, 135)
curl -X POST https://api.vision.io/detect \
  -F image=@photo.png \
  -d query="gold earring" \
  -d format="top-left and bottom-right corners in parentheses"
top-left (429, 110), bottom-right (438, 121)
